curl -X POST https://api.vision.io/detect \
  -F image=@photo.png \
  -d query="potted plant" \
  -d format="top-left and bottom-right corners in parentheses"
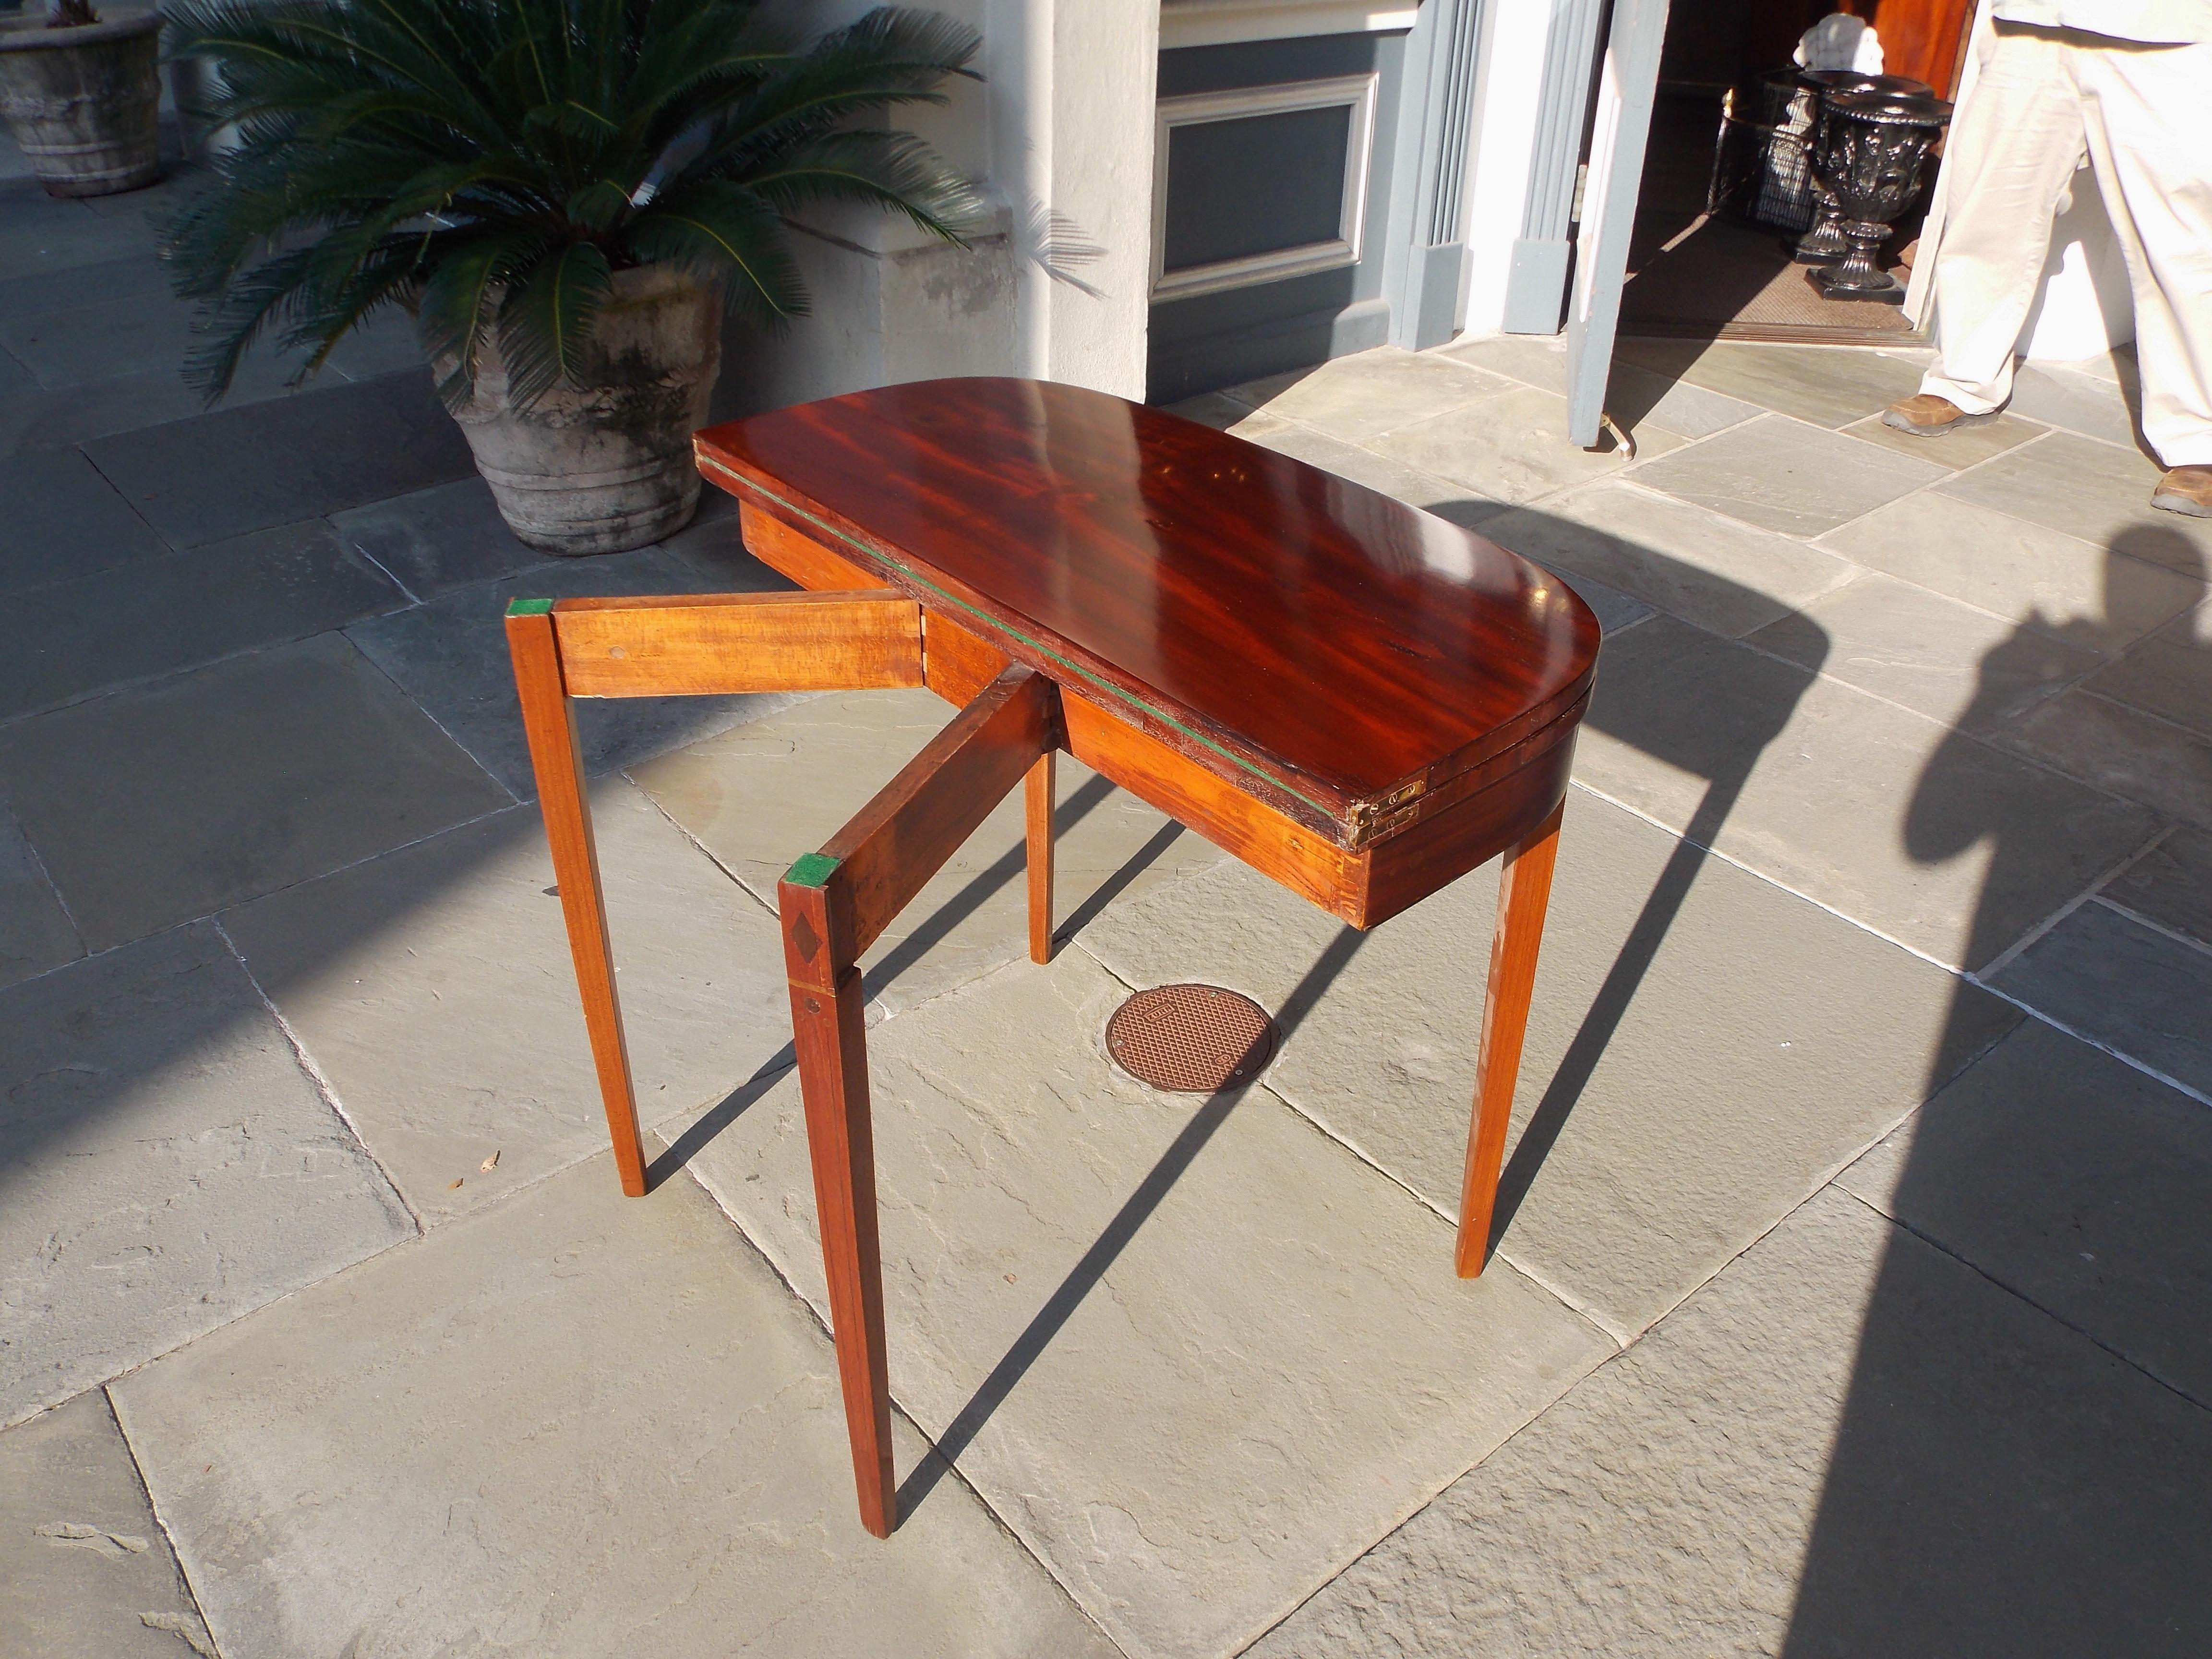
top-left (0, 0), bottom-right (163, 197)
top-left (156, 0), bottom-right (984, 554)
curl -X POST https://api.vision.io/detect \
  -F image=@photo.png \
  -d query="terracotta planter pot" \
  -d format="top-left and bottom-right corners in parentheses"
top-left (0, 8), bottom-right (161, 198)
top-left (429, 266), bottom-right (722, 557)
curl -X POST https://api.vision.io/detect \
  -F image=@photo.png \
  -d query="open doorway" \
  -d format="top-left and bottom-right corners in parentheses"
top-left (1617, 0), bottom-right (1974, 344)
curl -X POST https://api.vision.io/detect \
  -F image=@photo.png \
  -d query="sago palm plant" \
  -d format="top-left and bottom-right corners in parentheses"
top-left (156, 0), bottom-right (986, 409)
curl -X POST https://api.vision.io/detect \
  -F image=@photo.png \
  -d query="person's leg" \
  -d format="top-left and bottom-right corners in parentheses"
top-left (1911, 27), bottom-right (2088, 418)
top-left (2075, 34), bottom-right (2212, 492)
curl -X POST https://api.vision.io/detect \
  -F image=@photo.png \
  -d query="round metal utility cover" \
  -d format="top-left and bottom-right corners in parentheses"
top-left (1105, 983), bottom-right (1276, 1094)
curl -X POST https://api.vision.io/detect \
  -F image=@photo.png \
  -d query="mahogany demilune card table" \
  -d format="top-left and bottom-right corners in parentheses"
top-left (503, 377), bottom-right (1600, 1539)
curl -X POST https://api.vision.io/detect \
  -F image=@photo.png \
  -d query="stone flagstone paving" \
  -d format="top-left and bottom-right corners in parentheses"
top-left (5, 128), bottom-right (2211, 1658)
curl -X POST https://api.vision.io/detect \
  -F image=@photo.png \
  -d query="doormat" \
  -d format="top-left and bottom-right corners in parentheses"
top-left (1622, 213), bottom-right (1925, 346)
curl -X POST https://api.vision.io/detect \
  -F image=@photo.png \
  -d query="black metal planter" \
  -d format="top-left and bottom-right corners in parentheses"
top-left (1808, 87), bottom-right (1952, 302)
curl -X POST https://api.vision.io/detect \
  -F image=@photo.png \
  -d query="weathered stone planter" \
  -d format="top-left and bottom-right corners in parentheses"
top-left (0, 8), bottom-right (161, 198)
top-left (430, 266), bottom-right (722, 557)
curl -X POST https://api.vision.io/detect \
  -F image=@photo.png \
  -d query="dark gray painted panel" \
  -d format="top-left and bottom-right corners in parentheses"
top-left (1163, 106), bottom-right (1352, 273)
top-left (1152, 267), bottom-right (1360, 352)
top-left (1148, 31), bottom-right (1409, 402)
top-left (1148, 298), bottom-right (1392, 407)
top-left (1158, 32), bottom-right (1386, 97)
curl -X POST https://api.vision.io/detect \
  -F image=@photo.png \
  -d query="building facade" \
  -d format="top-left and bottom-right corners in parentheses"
top-left (741, 0), bottom-right (2129, 423)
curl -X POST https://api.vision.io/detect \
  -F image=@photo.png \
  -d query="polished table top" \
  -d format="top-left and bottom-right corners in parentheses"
top-left (696, 377), bottom-right (1599, 849)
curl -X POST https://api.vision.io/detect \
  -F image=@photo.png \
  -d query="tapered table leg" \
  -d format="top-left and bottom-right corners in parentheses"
top-left (1455, 799), bottom-right (1567, 1277)
top-left (780, 868), bottom-right (897, 1537)
top-left (1026, 752), bottom-right (1055, 964)
top-left (505, 602), bottom-right (648, 1197)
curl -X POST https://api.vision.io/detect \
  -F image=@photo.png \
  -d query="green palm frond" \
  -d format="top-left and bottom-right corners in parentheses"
top-left (627, 179), bottom-right (803, 325)
top-left (157, 0), bottom-right (986, 407)
top-left (498, 240), bottom-right (614, 406)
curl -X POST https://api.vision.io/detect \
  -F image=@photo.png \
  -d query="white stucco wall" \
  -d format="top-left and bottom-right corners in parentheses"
top-left (1456, 0), bottom-right (1552, 335)
top-left (725, 0), bottom-right (1155, 415)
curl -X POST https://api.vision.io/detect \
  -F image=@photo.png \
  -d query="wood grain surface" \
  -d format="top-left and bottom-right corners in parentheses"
top-left (551, 590), bottom-right (922, 697)
top-left (819, 666), bottom-right (1060, 958)
top-left (698, 378), bottom-right (1599, 849)
top-left (504, 604), bottom-right (648, 1196)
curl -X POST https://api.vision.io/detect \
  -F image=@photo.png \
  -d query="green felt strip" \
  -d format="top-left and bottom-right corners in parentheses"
top-left (506, 597), bottom-right (555, 616)
top-left (784, 852), bottom-right (840, 889)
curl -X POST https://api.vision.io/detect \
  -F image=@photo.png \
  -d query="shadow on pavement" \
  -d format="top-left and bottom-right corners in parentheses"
top-left (1781, 527), bottom-right (2212, 1655)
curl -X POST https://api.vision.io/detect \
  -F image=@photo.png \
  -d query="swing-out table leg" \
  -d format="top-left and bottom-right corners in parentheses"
top-left (779, 868), bottom-right (898, 1538)
top-left (773, 666), bottom-right (1059, 1535)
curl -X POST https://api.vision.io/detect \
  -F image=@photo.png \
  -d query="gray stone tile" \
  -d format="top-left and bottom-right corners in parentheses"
top-left (1220, 365), bottom-right (1309, 407)
top-left (0, 366), bottom-right (301, 457)
top-left (1991, 901), bottom-right (2212, 1096)
top-left (328, 475), bottom-right (550, 599)
top-left (2104, 826), bottom-right (2212, 947)
top-left (0, 1390), bottom-right (215, 1659)
top-left (0, 447), bottom-right (169, 597)
top-left (1438, 331), bottom-right (1565, 390)
top-left (636, 484), bottom-right (789, 591)
top-left (72, 162), bottom-right (189, 223)
top-left (1370, 384), bottom-right (1686, 508)
top-left (1440, 335), bottom-right (1762, 438)
top-left (0, 519), bottom-right (407, 720)
top-left (0, 634), bottom-right (508, 950)
top-left (1242, 418), bottom-right (1506, 522)
top-left (1248, 1186), bottom-right (2212, 1659)
top-left (631, 688), bottom-right (1229, 1016)
top-left (1615, 337), bottom-right (1929, 428)
top-left (677, 948), bottom-right (1611, 1659)
top-left (1838, 407), bottom-right (2049, 470)
top-left (1551, 569), bottom-right (1653, 636)
top-left (1235, 345), bottom-right (1512, 441)
top-left (83, 370), bottom-right (476, 548)
top-left (1989, 685), bottom-right (2212, 830)
top-left (2082, 608), bottom-right (2212, 737)
top-left (1608, 360), bottom-right (1766, 440)
top-left (2039, 345), bottom-right (2137, 389)
top-left (110, 1153), bottom-right (1115, 1659)
top-left (0, 924), bottom-right (413, 1424)
top-left (0, 794), bottom-right (80, 990)
top-left (0, 187), bottom-right (149, 282)
top-left (1749, 571), bottom-right (2103, 728)
top-left (320, 306), bottom-right (428, 383)
top-left (0, 289), bottom-right (335, 395)
top-left (1161, 390), bottom-right (1256, 429)
top-left (1939, 431), bottom-right (2212, 574)
top-left (1078, 786), bottom-right (2017, 1339)
top-left (2006, 361), bottom-right (2143, 448)
top-left (222, 783), bottom-right (793, 1226)
top-left (0, 253), bottom-right (171, 324)
top-left (1841, 1020), bottom-right (2212, 1402)
top-left (1816, 490), bottom-right (2204, 653)
top-left (1575, 615), bottom-right (2164, 970)
top-left (1629, 415), bottom-right (1946, 538)
top-left (1482, 480), bottom-right (1860, 638)
top-left (346, 548), bottom-right (798, 795)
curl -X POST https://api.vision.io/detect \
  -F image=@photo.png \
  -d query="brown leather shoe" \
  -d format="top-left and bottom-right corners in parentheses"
top-left (1881, 393), bottom-right (1999, 436)
top-left (2152, 466), bottom-right (2212, 517)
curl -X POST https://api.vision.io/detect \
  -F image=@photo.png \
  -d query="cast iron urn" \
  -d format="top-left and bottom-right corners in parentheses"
top-left (1790, 71), bottom-right (1932, 264)
top-left (1809, 87), bottom-right (1951, 302)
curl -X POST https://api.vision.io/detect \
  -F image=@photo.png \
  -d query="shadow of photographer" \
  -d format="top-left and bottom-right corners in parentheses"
top-left (1781, 522), bottom-right (2212, 1655)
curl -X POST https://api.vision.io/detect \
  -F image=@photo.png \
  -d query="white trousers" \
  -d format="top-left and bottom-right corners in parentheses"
top-left (1921, 24), bottom-right (2212, 467)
